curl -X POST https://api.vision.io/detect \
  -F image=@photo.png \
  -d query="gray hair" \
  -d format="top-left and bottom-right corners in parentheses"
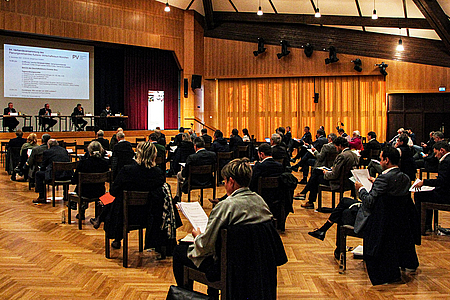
top-left (117, 132), bottom-right (125, 140)
top-left (328, 133), bottom-right (337, 143)
top-left (87, 141), bottom-right (104, 158)
top-left (271, 133), bottom-right (281, 145)
top-left (48, 139), bottom-right (58, 147)
top-left (42, 133), bottom-right (51, 144)
top-left (97, 130), bottom-right (104, 137)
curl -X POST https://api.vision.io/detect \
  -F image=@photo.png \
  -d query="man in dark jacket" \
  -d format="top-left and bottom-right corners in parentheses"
top-left (38, 103), bottom-right (57, 131)
top-left (26, 134), bottom-right (51, 181)
top-left (229, 128), bottom-right (244, 154)
top-left (270, 133), bottom-right (289, 169)
top-left (33, 139), bottom-right (71, 203)
top-left (200, 128), bottom-right (212, 145)
top-left (111, 131), bottom-right (135, 178)
top-left (71, 104), bottom-right (88, 131)
top-left (7, 129), bottom-right (26, 148)
top-left (173, 127), bottom-right (185, 146)
top-left (360, 131), bottom-right (381, 167)
top-left (414, 141), bottom-right (450, 232)
top-left (93, 130), bottom-right (109, 151)
top-left (3, 102), bottom-right (19, 132)
top-left (175, 137), bottom-right (216, 201)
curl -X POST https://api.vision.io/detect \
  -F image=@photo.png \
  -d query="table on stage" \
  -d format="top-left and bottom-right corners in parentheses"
top-left (34, 115), bottom-right (128, 132)
top-left (1, 115), bottom-right (33, 132)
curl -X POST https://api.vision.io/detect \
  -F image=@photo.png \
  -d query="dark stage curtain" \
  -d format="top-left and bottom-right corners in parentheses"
top-left (124, 47), bottom-right (180, 130)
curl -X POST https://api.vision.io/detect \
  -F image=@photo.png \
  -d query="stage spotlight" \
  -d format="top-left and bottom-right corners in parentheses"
top-left (277, 40), bottom-right (290, 59)
top-left (351, 58), bottom-right (362, 72)
top-left (253, 38), bottom-right (266, 57)
top-left (375, 62), bottom-right (388, 76)
top-left (325, 46), bottom-right (339, 64)
top-left (304, 43), bottom-right (314, 57)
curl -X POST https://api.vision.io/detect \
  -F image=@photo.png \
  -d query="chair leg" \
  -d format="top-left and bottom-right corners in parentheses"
top-left (78, 201), bottom-right (82, 230)
top-left (339, 230), bottom-right (347, 273)
top-left (139, 228), bottom-right (143, 252)
top-left (183, 267), bottom-right (194, 290)
top-left (123, 230), bottom-right (128, 268)
top-left (188, 189), bottom-right (191, 202)
top-left (433, 209), bottom-right (439, 233)
top-left (68, 201), bottom-right (72, 225)
top-left (213, 185), bottom-right (216, 201)
top-left (52, 185), bottom-right (56, 207)
top-left (200, 189), bottom-right (203, 207)
top-left (105, 233), bottom-right (110, 259)
top-left (421, 203), bottom-right (427, 235)
top-left (317, 188), bottom-right (322, 212)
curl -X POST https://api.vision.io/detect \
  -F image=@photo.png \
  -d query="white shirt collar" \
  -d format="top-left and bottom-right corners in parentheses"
top-left (440, 152), bottom-right (450, 162)
top-left (261, 156), bottom-right (273, 163)
top-left (195, 148), bottom-right (206, 153)
top-left (381, 166), bottom-right (399, 175)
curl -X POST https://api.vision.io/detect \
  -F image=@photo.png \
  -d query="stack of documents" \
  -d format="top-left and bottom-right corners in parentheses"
top-left (410, 178), bottom-right (435, 192)
top-left (176, 202), bottom-right (209, 233)
top-left (351, 169), bottom-right (373, 191)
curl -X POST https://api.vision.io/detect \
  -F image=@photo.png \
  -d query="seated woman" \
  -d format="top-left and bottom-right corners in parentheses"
top-left (169, 132), bottom-right (195, 176)
top-left (349, 130), bottom-right (364, 151)
top-left (100, 142), bottom-right (166, 254)
top-left (13, 133), bottom-right (38, 180)
top-left (71, 141), bottom-right (109, 219)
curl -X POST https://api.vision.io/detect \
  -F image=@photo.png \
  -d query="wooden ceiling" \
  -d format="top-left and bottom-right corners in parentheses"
top-left (161, 0), bottom-right (450, 67)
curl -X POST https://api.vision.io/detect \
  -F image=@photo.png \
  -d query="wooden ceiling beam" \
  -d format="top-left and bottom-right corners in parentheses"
top-left (203, 0), bottom-right (215, 29)
top-left (204, 21), bottom-right (450, 67)
top-left (412, 0), bottom-right (450, 50)
top-left (213, 12), bottom-right (433, 29)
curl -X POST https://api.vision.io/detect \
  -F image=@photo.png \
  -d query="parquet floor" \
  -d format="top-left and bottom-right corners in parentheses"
top-left (1, 169), bottom-right (450, 299)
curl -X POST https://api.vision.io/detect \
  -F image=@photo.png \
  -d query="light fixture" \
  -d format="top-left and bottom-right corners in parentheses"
top-left (257, 0), bottom-right (263, 15)
top-left (325, 46), bottom-right (339, 64)
top-left (372, 0), bottom-right (377, 19)
top-left (253, 38), bottom-right (266, 56)
top-left (315, 0), bottom-right (321, 17)
top-left (397, 38), bottom-right (404, 51)
top-left (277, 40), bottom-right (290, 59)
top-left (304, 43), bottom-right (314, 57)
top-left (351, 59), bottom-right (362, 72)
top-left (375, 62), bottom-right (388, 76)
top-left (164, 2), bottom-right (170, 12)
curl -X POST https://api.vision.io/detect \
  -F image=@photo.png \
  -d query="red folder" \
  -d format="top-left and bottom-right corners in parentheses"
top-left (99, 192), bottom-right (115, 205)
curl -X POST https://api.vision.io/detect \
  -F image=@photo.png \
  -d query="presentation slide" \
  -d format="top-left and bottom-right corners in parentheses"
top-left (4, 44), bottom-right (89, 99)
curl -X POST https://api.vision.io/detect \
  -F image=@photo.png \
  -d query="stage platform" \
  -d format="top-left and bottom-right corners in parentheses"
top-left (0, 129), bottom-right (180, 144)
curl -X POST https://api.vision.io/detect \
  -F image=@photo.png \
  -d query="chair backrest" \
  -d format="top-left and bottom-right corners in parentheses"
top-left (369, 149), bottom-right (381, 160)
top-left (216, 151), bottom-right (234, 161)
top-left (130, 142), bottom-right (138, 149)
top-left (155, 155), bottom-right (165, 165)
top-left (189, 164), bottom-right (215, 175)
top-left (51, 161), bottom-right (78, 182)
top-left (257, 176), bottom-right (279, 195)
top-left (78, 171), bottom-right (112, 199)
top-left (237, 145), bottom-right (249, 158)
top-left (205, 142), bottom-right (211, 150)
top-left (75, 144), bottom-right (86, 153)
top-left (135, 137), bottom-right (146, 143)
top-left (123, 190), bottom-right (150, 230)
top-left (84, 140), bottom-right (91, 147)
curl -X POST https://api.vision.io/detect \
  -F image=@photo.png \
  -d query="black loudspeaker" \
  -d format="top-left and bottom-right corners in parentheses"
top-left (184, 78), bottom-right (188, 98)
top-left (191, 75), bottom-right (202, 90)
top-left (314, 93), bottom-right (319, 103)
top-left (22, 126), bottom-right (33, 132)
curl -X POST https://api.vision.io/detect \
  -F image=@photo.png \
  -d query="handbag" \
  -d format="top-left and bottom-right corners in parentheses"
top-left (166, 285), bottom-right (213, 300)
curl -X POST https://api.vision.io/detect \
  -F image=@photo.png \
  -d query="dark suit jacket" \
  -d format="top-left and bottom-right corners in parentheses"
top-left (229, 135), bottom-right (244, 152)
top-left (93, 137), bottom-right (109, 151)
top-left (71, 156), bottom-right (109, 198)
top-left (398, 145), bottom-right (417, 180)
top-left (3, 107), bottom-right (18, 127)
top-left (423, 154), bottom-right (450, 202)
top-left (39, 108), bottom-right (51, 116)
top-left (301, 132), bottom-right (313, 144)
top-left (157, 133), bottom-right (166, 146)
top-left (323, 148), bottom-right (359, 190)
top-left (210, 138), bottom-right (231, 169)
top-left (360, 139), bottom-right (381, 159)
top-left (201, 134), bottom-right (212, 145)
top-left (314, 142), bottom-right (338, 168)
top-left (100, 109), bottom-right (112, 117)
top-left (4, 107), bottom-right (16, 115)
top-left (112, 141), bottom-right (135, 178)
top-left (355, 167), bottom-right (411, 233)
top-left (173, 133), bottom-right (184, 146)
top-left (41, 145), bottom-right (71, 181)
top-left (271, 145), bottom-right (289, 168)
top-left (181, 149), bottom-right (216, 192)
top-left (172, 141), bottom-right (195, 173)
top-left (7, 137), bottom-right (26, 149)
top-left (313, 135), bottom-right (328, 152)
top-left (249, 158), bottom-right (284, 192)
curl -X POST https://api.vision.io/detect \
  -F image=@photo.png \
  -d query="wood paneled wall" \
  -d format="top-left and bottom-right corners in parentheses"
top-left (0, 0), bottom-right (185, 68)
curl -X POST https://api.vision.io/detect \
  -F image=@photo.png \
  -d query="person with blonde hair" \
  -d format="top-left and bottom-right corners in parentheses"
top-left (12, 133), bottom-right (38, 181)
top-left (101, 142), bottom-right (166, 252)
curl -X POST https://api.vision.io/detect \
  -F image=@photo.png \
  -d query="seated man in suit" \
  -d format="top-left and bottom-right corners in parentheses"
top-left (291, 129), bottom-right (328, 176)
top-left (173, 127), bottom-right (185, 146)
top-left (172, 158), bottom-right (286, 299)
top-left (289, 126), bottom-right (313, 159)
top-left (308, 146), bottom-right (418, 285)
top-left (155, 127), bottom-right (166, 146)
top-left (270, 133), bottom-right (290, 169)
top-left (71, 104), bottom-right (88, 131)
top-left (229, 128), bottom-right (244, 155)
top-left (92, 130), bottom-right (109, 151)
top-left (414, 141), bottom-right (450, 233)
top-left (296, 137), bottom-right (359, 209)
top-left (33, 139), bottom-right (72, 203)
top-left (149, 132), bottom-right (166, 172)
top-left (360, 131), bottom-right (381, 166)
top-left (174, 137), bottom-right (216, 202)
top-left (26, 134), bottom-right (51, 185)
top-left (39, 103), bottom-right (57, 131)
top-left (111, 131), bottom-right (135, 179)
top-left (200, 128), bottom-right (212, 146)
top-left (249, 143), bottom-right (285, 215)
top-left (3, 102), bottom-right (19, 132)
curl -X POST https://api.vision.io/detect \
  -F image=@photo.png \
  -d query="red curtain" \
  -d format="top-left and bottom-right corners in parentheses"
top-left (124, 47), bottom-right (179, 129)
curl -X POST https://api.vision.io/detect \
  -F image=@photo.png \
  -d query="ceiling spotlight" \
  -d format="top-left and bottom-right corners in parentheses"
top-left (257, 6), bottom-right (263, 15)
top-left (315, 8), bottom-right (321, 18)
top-left (372, 9), bottom-right (378, 19)
top-left (325, 46), bottom-right (339, 64)
top-left (277, 40), bottom-right (290, 59)
top-left (253, 38), bottom-right (266, 56)
top-left (164, 2), bottom-right (170, 12)
top-left (375, 62), bottom-right (388, 76)
top-left (352, 59), bottom-right (362, 72)
top-left (304, 43), bottom-right (314, 57)
top-left (397, 37), bottom-right (404, 51)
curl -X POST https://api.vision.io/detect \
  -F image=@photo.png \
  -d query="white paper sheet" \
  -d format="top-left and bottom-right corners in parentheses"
top-left (410, 178), bottom-right (435, 192)
top-left (351, 169), bottom-right (373, 191)
top-left (176, 202), bottom-right (209, 233)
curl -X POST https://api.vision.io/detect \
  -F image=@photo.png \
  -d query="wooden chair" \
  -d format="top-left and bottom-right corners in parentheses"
top-left (135, 137), bottom-right (146, 143)
top-left (68, 171), bottom-right (112, 229)
top-left (273, 158), bottom-right (284, 165)
top-left (105, 190), bottom-right (149, 268)
top-left (421, 202), bottom-right (450, 235)
top-left (204, 142), bottom-right (211, 150)
top-left (186, 164), bottom-right (216, 206)
top-left (46, 161), bottom-right (78, 207)
top-left (337, 225), bottom-right (363, 273)
top-left (317, 165), bottom-right (355, 212)
top-left (70, 144), bottom-right (86, 161)
top-left (257, 176), bottom-right (286, 232)
top-left (359, 149), bottom-right (381, 168)
top-left (1, 141), bottom-right (8, 167)
top-left (237, 145), bottom-right (249, 158)
top-left (216, 151), bottom-right (234, 186)
top-left (418, 167), bottom-right (436, 180)
top-left (28, 153), bottom-right (43, 190)
top-left (83, 140), bottom-right (91, 148)
top-left (184, 229), bottom-right (228, 299)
